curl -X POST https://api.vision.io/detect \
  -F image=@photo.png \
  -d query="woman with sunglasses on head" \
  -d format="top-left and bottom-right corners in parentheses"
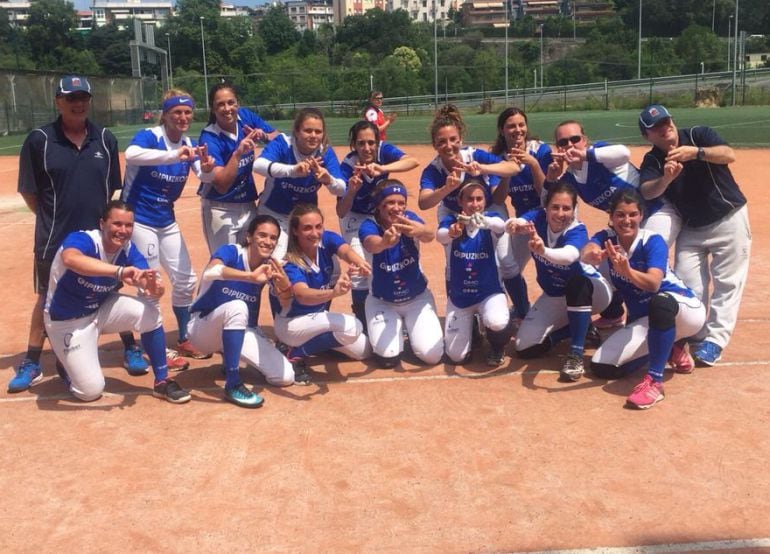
top-left (363, 90), bottom-right (396, 141)
top-left (490, 107), bottom-right (553, 324)
top-left (337, 120), bottom-right (419, 330)
top-left (274, 204), bottom-right (372, 383)
top-left (508, 182), bottom-right (612, 382)
top-left (122, 88), bottom-right (216, 366)
top-left (582, 189), bottom-right (704, 409)
top-left (186, 214), bottom-right (296, 408)
top-left (199, 83), bottom-right (279, 254)
top-left (362, 180), bottom-right (444, 368)
top-left (437, 177), bottom-right (513, 367)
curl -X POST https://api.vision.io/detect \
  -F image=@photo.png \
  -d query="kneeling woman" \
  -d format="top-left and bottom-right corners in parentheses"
top-left (187, 215), bottom-right (296, 408)
top-left (437, 178), bottom-right (512, 366)
top-left (274, 204), bottom-right (372, 380)
top-left (361, 180), bottom-right (444, 367)
top-left (44, 201), bottom-right (190, 404)
top-left (509, 182), bottom-right (613, 382)
top-left (582, 189), bottom-right (705, 409)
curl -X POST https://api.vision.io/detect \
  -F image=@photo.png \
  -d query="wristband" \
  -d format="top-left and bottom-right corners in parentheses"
top-left (267, 161), bottom-right (274, 177)
top-left (116, 266), bottom-right (124, 281)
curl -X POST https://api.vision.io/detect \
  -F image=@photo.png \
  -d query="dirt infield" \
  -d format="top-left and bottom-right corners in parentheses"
top-left (1, 145), bottom-right (769, 553)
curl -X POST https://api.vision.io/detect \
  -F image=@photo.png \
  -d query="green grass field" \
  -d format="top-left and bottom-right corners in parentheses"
top-left (1, 106), bottom-right (768, 155)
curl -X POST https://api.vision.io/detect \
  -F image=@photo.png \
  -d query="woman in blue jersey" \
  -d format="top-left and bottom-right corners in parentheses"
top-left (490, 107), bottom-right (552, 322)
top-left (198, 83), bottom-right (279, 254)
top-left (44, 201), bottom-right (190, 404)
top-left (582, 189), bottom-right (705, 409)
top-left (274, 204), bottom-right (372, 382)
top-left (187, 215), bottom-right (296, 408)
top-left (253, 107), bottom-right (346, 261)
top-left (361, 180), bottom-right (444, 368)
top-left (337, 120), bottom-right (419, 330)
top-left (437, 178), bottom-right (512, 367)
top-left (122, 88), bottom-right (215, 365)
top-left (507, 182), bottom-right (612, 382)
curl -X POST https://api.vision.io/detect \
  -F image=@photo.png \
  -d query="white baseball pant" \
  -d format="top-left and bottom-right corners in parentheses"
top-left (444, 292), bottom-right (509, 363)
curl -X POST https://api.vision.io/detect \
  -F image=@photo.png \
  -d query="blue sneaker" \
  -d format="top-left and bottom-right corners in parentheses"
top-left (224, 382), bottom-right (264, 409)
top-left (8, 359), bottom-right (43, 393)
top-left (123, 345), bottom-right (149, 376)
top-left (692, 340), bottom-right (723, 367)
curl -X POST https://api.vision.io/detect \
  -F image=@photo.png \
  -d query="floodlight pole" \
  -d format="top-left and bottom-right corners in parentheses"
top-left (200, 16), bottom-right (209, 111)
top-left (637, 0), bottom-right (643, 80)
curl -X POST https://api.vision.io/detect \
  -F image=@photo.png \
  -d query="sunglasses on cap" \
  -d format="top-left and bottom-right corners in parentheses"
top-left (556, 135), bottom-right (582, 148)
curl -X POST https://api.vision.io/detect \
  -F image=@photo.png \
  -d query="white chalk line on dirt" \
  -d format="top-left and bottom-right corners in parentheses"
top-left (0, 359), bottom-right (768, 404)
top-left (518, 536), bottom-right (770, 553)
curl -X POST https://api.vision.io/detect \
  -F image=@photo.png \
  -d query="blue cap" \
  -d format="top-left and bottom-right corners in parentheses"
top-left (56, 75), bottom-right (92, 97)
top-left (639, 104), bottom-right (672, 131)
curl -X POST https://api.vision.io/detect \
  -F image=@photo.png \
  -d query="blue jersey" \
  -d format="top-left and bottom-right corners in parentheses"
top-left (420, 146), bottom-right (499, 214)
top-left (190, 244), bottom-right (265, 328)
top-left (198, 107), bottom-right (275, 203)
top-left (439, 210), bottom-right (504, 308)
top-left (504, 140), bottom-right (552, 216)
top-left (590, 228), bottom-right (694, 322)
top-left (522, 208), bottom-right (597, 297)
top-left (282, 231), bottom-right (345, 317)
top-left (360, 211), bottom-right (428, 304)
top-left (122, 126), bottom-right (196, 228)
top-left (258, 134), bottom-right (344, 215)
top-left (45, 230), bottom-right (149, 321)
top-left (340, 142), bottom-right (407, 215)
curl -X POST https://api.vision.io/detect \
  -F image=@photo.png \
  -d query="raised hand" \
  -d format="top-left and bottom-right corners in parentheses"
top-left (605, 240), bottom-right (631, 277)
top-left (236, 127), bottom-right (261, 156)
top-left (382, 225), bottom-right (401, 247)
top-left (178, 145), bottom-right (196, 161)
top-left (333, 272), bottom-right (352, 296)
top-left (348, 260), bottom-right (372, 278)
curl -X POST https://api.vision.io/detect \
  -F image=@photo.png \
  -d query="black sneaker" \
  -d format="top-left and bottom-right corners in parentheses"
top-left (559, 353), bottom-right (585, 382)
top-left (485, 347), bottom-right (505, 367)
top-left (153, 379), bottom-right (192, 404)
top-left (585, 324), bottom-right (602, 348)
top-left (291, 358), bottom-right (312, 386)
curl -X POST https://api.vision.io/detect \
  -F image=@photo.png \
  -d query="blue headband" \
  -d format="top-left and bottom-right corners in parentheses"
top-left (162, 96), bottom-right (195, 112)
top-left (376, 184), bottom-right (407, 206)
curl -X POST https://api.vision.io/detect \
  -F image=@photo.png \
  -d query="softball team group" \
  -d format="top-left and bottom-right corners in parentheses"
top-left (15, 81), bottom-right (750, 412)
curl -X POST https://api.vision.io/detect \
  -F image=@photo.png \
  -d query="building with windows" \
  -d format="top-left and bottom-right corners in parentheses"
top-left (385, 0), bottom-right (452, 23)
top-left (220, 2), bottom-right (250, 17)
top-left (461, 1), bottom-right (507, 28)
top-left (334, 0), bottom-right (384, 24)
top-left (286, 0), bottom-right (334, 30)
top-left (91, 0), bottom-right (173, 28)
top-left (0, 0), bottom-right (31, 25)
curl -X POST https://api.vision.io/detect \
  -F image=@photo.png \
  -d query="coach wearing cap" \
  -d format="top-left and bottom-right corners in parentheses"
top-left (637, 104), bottom-right (750, 368)
top-left (10, 75), bottom-right (122, 392)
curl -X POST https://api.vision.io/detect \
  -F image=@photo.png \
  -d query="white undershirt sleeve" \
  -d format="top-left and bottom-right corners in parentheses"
top-left (541, 245), bottom-right (580, 265)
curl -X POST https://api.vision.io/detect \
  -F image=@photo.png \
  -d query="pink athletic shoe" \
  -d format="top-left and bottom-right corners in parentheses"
top-left (627, 375), bottom-right (665, 409)
top-left (593, 314), bottom-right (625, 329)
top-left (669, 342), bottom-right (694, 374)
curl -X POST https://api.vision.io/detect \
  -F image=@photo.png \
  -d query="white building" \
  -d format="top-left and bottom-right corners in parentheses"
top-left (385, 0), bottom-right (451, 23)
top-left (220, 2), bottom-right (250, 17)
top-left (0, 0), bottom-right (32, 26)
top-left (91, 0), bottom-right (173, 28)
top-left (286, 0), bottom-right (334, 30)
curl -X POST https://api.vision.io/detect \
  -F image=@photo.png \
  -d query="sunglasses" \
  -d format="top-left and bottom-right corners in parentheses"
top-left (556, 135), bottom-right (582, 148)
top-left (61, 93), bottom-right (92, 102)
top-left (374, 96), bottom-right (383, 100)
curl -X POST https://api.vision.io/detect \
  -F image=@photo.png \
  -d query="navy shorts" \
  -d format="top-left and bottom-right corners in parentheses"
top-left (34, 258), bottom-right (52, 295)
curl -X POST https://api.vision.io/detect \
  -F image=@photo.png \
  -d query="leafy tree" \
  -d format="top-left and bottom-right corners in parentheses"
top-left (86, 24), bottom-right (132, 75)
top-left (674, 24), bottom-right (723, 73)
top-left (258, 6), bottom-right (301, 55)
top-left (26, 0), bottom-right (78, 67)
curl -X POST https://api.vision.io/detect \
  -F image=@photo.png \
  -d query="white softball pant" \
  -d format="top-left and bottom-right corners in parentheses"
top-left (273, 310), bottom-right (371, 361)
top-left (673, 205), bottom-right (751, 348)
top-left (642, 198), bottom-right (682, 247)
top-left (201, 199), bottom-right (257, 255)
top-left (44, 294), bottom-right (163, 401)
top-left (444, 292), bottom-right (509, 363)
top-left (497, 232), bottom-right (532, 280)
top-left (186, 300), bottom-right (294, 386)
top-left (131, 221), bottom-right (197, 307)
top-left (592, 292), bottom-right (706, 367)
top-left (340, 211), bottom-right (374, 291)
top-left (366, 290), bottom-right (444, 364)
top-left (515, 273), bottom-right (613, 351)
top-left (255, 204), bottom-right (291, 260)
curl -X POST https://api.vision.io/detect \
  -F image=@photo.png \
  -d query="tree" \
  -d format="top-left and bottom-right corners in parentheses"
top-left (674, 24), bottom-right (723, 73)
top-left (25, 0), bottom-right (78, 68)
top-left (258, 6), bottom-right (300, 55)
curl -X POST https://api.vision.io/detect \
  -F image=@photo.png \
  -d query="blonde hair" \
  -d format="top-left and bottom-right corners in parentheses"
top-left (285, 204), bottom-right (324, 273)
top-left (159, 88), bottom-right (195, 126)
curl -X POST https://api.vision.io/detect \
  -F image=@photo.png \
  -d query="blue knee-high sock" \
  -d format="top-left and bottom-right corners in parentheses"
top-left (141, 326), bottom-right (168, 383)
top-left (222, 328), bottom-right (246, 389)
top-left (352, 289), bottom-right (368, 305)
top-left (648, 326), bottom-right (676, 382)
top-left (173, 305), bottom-right (191, 342)
top-left (289, 332), bottom-right (342, 359)
top-left (548, 324), bottom-right (571, 345)
top-left (504, 275), bottom-right (530, 319)
top-left (567, 310), bottom-right (591, 356)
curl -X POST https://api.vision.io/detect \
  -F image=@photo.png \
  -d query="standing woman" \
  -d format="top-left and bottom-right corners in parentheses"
top-left (361, 180), bottom-right (444, 368)
top-left (582, 189), bottom-right (705, 409)
top-left (274, 204), bottom-right (372, 383)
top-left (490, 107), bottom-right (552, 322)
top-left (437, 178), bottom-right (513, 366)
top-left (187, 215), bottom-right (297, 408)
top-left (122, 88), bottom-right (215, 363)
top-left (198, 82), bottom-right (279, 254)
top-left (363, 90), bottom-right (396, 142)
top-left (253, 107), bottom-right (346, 261)
top-left (508, 182), bottom-right (612, 382)
top-left (337, 120), bottom-right (418, 329)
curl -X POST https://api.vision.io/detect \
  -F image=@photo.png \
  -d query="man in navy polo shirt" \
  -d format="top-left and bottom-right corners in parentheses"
top-left (638, 104), bottom-right (751, 367)
top-left (11, 75), bottom-right (123, 392)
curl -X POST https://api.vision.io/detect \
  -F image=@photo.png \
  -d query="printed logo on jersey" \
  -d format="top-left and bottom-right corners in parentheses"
top-left (64, 332), bottom-right (73, 348)
top-left (94, 151), bottom-right (105, 159)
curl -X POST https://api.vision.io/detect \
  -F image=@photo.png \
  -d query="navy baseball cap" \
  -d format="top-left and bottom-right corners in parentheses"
top-left (639, 104), bottom-right (672, 131)
top-left (56, 75), bottom-right (92, 97)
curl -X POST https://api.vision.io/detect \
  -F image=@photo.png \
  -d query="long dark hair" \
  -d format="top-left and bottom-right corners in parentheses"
top-left (491, 107), bottom-right (530, 156)
top-left (240, 214), bottom-right (281, 247)
top-left (348, 120), bottom-right (380, 151)
top-left (544, 181), bottom-right (578, 209)
top-left (608, 187), bottom-right (646, 218)
top-left (293, 107), bottom-right (328, 151)
top-left (207, 82), bottom-right (238, 125)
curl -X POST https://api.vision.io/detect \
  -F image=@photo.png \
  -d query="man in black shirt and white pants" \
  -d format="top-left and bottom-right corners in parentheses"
top-left (638, 104), bottom-right (751, 367)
